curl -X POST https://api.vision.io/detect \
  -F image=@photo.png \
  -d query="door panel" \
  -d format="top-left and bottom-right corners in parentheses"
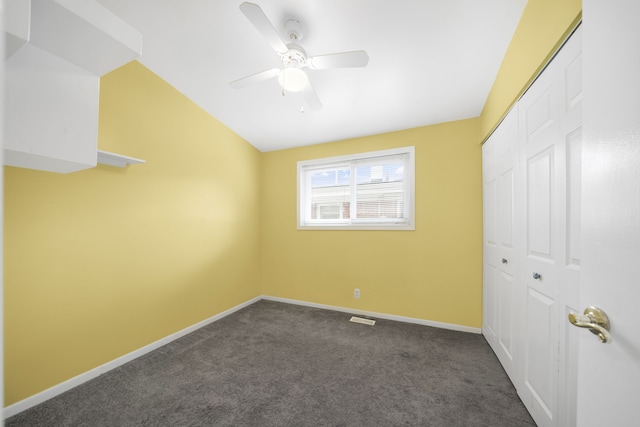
top-left (524, 288), bottom-right (556, 421)
top-left (484, 263), bottom-right (498, 336)
top-left (527, 149), bottom-right (553, 258)
top-left (519, 70), bottom-right (560, 427)
top-left (516, 26), bottom-right (583, 427)
top-left (566, 130), bottom-right (582, 268)
top-left (498, 169), bottom-right (514, 251)
top-left (557, 30), bottom-right (583, 427)
top-left (482, 106), bottom-right (519, 383)
top-left (578, 2), bottom-right (640, 425)
top-left (525, 89), bottom-right (554, 140)
top-left (498, 271), bottom-right (514, 358)
top-left (485, 179), bottom-right (497, 247)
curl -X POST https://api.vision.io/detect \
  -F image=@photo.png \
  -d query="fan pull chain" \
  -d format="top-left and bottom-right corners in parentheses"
top-left (281, 69), bottom-right (285, 96)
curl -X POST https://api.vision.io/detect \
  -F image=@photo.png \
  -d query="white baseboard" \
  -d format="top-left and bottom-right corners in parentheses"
top-left (261, 295), bottom-right (482, 334)
top-left (3, 296), bottom-right (262, 419)
top-left (5, 294), bottom-right (480, 418)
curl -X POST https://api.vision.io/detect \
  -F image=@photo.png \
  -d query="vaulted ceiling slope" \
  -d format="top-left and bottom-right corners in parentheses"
top-left (96, 0), bottom-right (527, 152)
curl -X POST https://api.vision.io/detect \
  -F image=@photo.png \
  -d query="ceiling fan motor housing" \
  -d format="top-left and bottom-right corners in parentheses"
top-left (282, 43), bottom-right (307, 68)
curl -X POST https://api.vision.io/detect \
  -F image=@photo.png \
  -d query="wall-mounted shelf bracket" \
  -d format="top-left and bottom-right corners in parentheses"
top-left (97, 150), bottom-right (145, 168)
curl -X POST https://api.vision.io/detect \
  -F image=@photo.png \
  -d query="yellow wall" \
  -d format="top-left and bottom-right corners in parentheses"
top-left (261, 119), bottom-right (483, 327)
top-left (480, 0), bottom-right (582, 139)
top-left (4, 62), bottom-right (262, 405)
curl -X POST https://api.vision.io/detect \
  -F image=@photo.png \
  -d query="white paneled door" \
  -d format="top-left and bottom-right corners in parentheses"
top-left (482, 106), bottom-right (519, 383)
top-left (577, 1), bottom-right (640, 425)
top-left (517, 27), bottom-right (583, 427)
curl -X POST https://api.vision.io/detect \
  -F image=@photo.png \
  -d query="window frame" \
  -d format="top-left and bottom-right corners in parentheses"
top-left (297, 146), bottom-right (415, 230)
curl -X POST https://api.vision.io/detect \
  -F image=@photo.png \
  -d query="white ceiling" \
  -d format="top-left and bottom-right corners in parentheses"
top-left (96, 0), bottom-right (527, 152)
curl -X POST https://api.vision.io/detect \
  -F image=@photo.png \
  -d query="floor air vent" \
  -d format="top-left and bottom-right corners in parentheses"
top-left (349, 316), bottom-right (376, 326)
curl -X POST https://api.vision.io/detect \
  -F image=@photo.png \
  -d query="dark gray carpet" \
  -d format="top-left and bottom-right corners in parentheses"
top-left (6, 300), bottom-right (535, 426)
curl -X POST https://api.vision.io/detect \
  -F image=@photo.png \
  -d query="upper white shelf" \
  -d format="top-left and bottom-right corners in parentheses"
top-left (3, 0), bottom-right (143, 174)
top-left (97, 150), bottom-right (145, 168)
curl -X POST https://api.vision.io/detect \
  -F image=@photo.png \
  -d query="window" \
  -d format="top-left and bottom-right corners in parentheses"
top-left (298, 147), bottom-right (415, 230)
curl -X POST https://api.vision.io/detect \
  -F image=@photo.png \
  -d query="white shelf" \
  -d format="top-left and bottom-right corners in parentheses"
top-left (4, 0), bottom-right (142, 174)
top-left (97, 150), bottom-right (145, 168)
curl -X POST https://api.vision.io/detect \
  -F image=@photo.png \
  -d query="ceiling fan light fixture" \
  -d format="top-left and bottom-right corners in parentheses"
top-left (278, 67), bottom-right (308, 92)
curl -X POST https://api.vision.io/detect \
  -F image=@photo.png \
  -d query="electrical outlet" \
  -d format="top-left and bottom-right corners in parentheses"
top-left (354, 288), bottom-right (360, 299)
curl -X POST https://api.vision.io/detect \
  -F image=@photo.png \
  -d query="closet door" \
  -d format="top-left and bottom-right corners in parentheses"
top-left (482, 106), bottom-right (519, 383)
top-left (517, 27), bottom-right (582, 427)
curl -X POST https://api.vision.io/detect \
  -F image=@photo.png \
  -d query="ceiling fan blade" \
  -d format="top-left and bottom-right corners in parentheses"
top-left (239, 2), bottom-right (288, 54)
top-left (309, 50), bottom-right (369, 70)
top-left (302, 83), bottom-right (322, 111)
top-left (230, 68), bottom-right (280, 89)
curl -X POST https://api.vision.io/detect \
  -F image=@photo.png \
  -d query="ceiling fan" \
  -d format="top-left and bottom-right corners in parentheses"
top-left (229, 2), bottom-right (369, 110)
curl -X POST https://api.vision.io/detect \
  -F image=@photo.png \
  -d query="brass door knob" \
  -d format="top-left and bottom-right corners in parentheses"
top-left (568, 306), bottom-right (611, 343)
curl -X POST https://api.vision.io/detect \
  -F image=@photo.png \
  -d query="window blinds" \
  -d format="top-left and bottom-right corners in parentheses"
top-left (298, 148), bottom-right (413, 229)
